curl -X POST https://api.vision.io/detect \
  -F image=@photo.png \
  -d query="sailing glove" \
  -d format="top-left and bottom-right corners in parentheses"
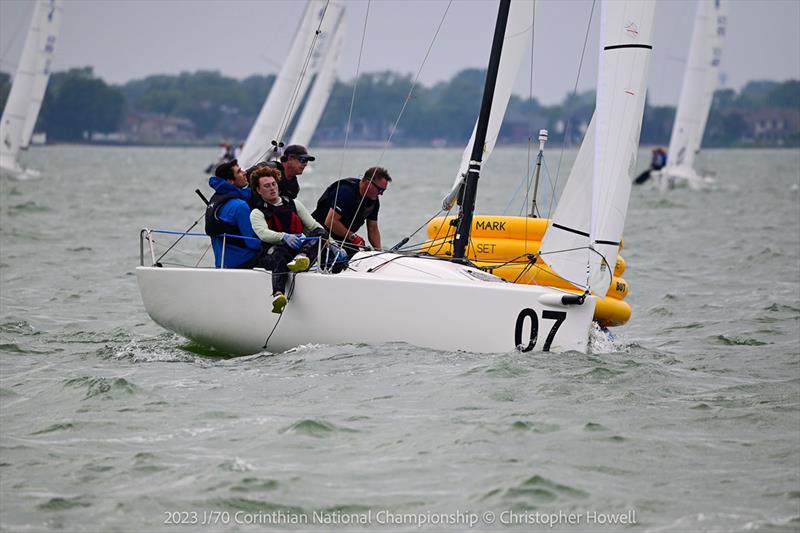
top-left (282, 233), bottom-right (304, 250)
top-left (349, 234), bottom-right (366, 247)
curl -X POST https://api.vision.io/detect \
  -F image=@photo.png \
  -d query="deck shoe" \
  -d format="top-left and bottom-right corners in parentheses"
top-left (271, 292), bottom-right (287, 314)
top-left (287, 254), bottom-right (310, 273)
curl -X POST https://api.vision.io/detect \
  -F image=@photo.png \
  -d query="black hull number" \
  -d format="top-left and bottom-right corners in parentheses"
top-left (515, 309), bottom-right (567, 352)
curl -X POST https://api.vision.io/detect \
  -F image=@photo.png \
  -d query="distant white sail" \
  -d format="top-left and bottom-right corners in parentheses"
top-left (20, 0), bottom-right (62, 151)
top-left (541, 0), bottom-right (655, 298)
top-left (664, 0), bottom-right (727, 177)
top-left (289, 6), bottom-right (345, 148)
top-left (239, 0), bottom-right (338, 168)
top-left (443, 0), bottom-right (535, 209)
top-left (0, 0), bottom-right (61, 174)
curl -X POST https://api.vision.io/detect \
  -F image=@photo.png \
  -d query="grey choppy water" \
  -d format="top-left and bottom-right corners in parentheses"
top-left (1, 146), bottom-right (798, 532)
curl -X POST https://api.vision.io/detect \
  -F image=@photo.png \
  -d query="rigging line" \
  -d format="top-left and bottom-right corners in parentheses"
top-left (524, 0), bottom-right (537, 242)
top-left (262, 270), bottom-right (297, 350)
top-left (372, 0), bottom-right (453, 167)
top-left (276, 0), bottom-right (332, 143)
top-left (391, 207), bottom-right (445, 251)
top-left (254, 0), bottom-right (331, 163)
top-left (549, 0), bottom-right (596, 218)
top-left (421, 203), bottom-right (455, 255)
top-left (336, 0), bottom-right (370, 180)
top-left (195, 243), bottom-right (211, 267)
top-left (337, 0), bottom-right (454, 252)
top-left (502, 168), bottom-right (531, 215)
top-left (325, 0), bottom-right (372, 262)
top-left (540, 156), bottom-right (557, 219)
top-left (405, 204), bottom-right (454, 256)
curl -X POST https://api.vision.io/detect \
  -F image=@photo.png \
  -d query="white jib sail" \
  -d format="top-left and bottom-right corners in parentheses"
top-left (541, 0), bottom-right (655, 298)
top-left (538, 114), bottom-right (596, 289)
top-left (442, 0), bottom-right (536, 209)
top-left (20, 0), bottom-right (63, 150)
top-left (238, 0), bottom-right (334, 168)
top-left (0, 0), bottom-right (44, 171)
top-left (665, 0), bottom-right (727, 174)
top-left (289, 5), bottom-right (345, 148)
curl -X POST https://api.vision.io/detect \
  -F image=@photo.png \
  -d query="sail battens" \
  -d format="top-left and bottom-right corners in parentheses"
top-left (552, 223), bottom-right (590, 238)
top-left (603, 44), bottom-right (653, 50)
top-left (541, 0), bottom-right (655, 298)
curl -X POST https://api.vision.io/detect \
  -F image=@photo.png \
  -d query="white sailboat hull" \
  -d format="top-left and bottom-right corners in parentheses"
top-left (653, 165), bottom-right (715, 191)
top-left (0, 157), bottom-right (25, 177)
top-left (0, 155), bottom-right (40, 179)
top-left (136, 253), bottom-right (596, 355)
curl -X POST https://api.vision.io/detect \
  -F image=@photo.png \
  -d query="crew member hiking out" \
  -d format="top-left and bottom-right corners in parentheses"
top-left (249, 167), bottom-right (345, 314)
top-left (312, 167), bottom-right (391, 258)
top-left (205, 159), bottom-right (261, 268)
top-left (634, 146), bottom-right (667, 184)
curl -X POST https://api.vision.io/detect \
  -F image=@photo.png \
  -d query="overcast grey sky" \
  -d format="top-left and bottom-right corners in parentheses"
top-left (1, 0), bottom-right (798, 106)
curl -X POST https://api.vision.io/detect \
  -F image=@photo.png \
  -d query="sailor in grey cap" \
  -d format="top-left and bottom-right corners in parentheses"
top-left (277, 144), bottom-right (316, 200)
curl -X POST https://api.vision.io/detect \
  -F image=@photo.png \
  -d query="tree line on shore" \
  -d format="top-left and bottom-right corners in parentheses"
top-left (0, 67), bottom-right (797, 147)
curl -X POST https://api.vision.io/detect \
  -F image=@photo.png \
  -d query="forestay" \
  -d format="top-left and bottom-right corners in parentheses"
top-left (239, 0), bottom-right (342, 168)
top-left (666, 0), bottom-right (727, 173)
top-left (443, 0), bottom-right (535, 209)
top-left (540, 0), bottom-right (655, 298)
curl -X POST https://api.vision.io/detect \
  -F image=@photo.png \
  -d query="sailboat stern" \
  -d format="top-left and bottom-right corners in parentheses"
top-left (136, 267), bottom-right (275, 355)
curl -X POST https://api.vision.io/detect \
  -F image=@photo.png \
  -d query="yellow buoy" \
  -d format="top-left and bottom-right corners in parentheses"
top-left (424, 215), bottom-right (632, 326)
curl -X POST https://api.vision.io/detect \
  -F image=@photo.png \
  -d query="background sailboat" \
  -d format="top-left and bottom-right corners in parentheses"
top-left (237, 0), bottom-right (344, 169)
top-left (0, 0), bottom-right (62, 177)
top-left (288, 5), bottom-right (346, 148)
top-left (657, 0), bottom-right (727, 190)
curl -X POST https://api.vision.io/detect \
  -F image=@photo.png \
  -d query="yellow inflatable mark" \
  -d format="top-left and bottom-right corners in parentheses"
top-left (424, 215), bottom-right (632, 326)
top-left (428, 215), bottom-right (623, 250)
top-left (478, 262), bottom-right (628, 300)
top-left (422, 236), bottom-right (626, 277)
top-left (427, 215), bottom-right (550, 240)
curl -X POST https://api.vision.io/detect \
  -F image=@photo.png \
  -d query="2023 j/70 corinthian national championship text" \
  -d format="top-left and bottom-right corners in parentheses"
top-left (163, 508), bottom-right (638, 528)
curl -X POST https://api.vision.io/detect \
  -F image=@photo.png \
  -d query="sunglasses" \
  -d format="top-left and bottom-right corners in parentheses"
top-left (371, 182), bottom-right (387, 194)
top-left (295, 155), bottom-right (312, 164)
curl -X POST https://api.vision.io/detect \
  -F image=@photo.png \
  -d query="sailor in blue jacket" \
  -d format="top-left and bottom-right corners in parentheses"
top-left (205, 160), bottom-right (262, 268)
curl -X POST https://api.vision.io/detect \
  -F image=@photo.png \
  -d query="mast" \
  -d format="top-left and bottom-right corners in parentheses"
top-left (452, 0), bottom-right (512, 261)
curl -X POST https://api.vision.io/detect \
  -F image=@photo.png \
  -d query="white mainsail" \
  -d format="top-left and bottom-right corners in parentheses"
top-left (540, 0), bottom-right (655, 298)
top-left (20, 0), bottom-right (62, 151)
top-left (664, 0), bottom-right (727, 180)
top-left (443, 0), bottom-right (535, 209)
top-left (239, 0), bottom-right (340, 168)
top-left (289, 6), bottom-right (345, 148)
top-left (1, 0), bottom-right (62, 174)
